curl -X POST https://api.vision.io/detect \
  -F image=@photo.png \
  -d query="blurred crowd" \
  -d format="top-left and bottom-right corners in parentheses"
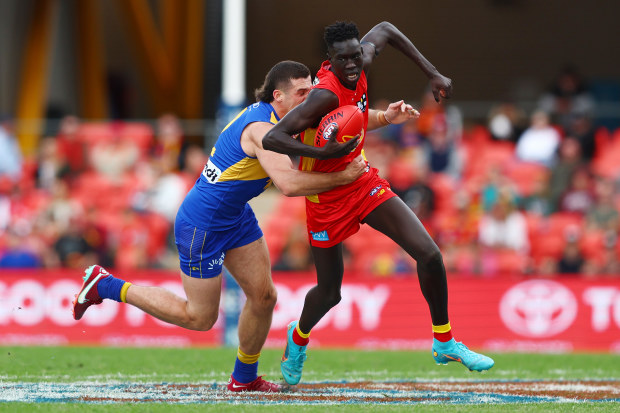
top-left (0, 113), bottom-right (207, 271)
top-left (1, 66), bottom-right (620, 278)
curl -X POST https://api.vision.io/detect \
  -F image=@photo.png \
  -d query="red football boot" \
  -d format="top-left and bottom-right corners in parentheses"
top-left (72, 265), bottom-right (111, 320)
top-left (226, 375), bottom-right (283, 392)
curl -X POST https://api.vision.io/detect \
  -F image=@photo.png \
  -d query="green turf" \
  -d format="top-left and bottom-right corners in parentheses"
top-left (1, 346), bottom-right (619, 412)
top-left (2, 346), bottom-right (619, 382)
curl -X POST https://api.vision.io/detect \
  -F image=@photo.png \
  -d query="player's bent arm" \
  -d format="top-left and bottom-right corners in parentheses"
top-left (255, 148), bottom-right (365, 197)
top-left (361, 21), bottom-right (452, 102)
top-left (263, 89), bottom-right (357, 160)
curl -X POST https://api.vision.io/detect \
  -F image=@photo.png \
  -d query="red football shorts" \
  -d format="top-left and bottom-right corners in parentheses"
top-left (305, 168), bottom-right (397, 248)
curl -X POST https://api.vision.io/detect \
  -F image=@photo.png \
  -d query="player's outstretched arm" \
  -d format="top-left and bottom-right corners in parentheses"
top-left (361, 21), bottom-right (453, 102)
top-left (263, 89), bottom-right (359, 160)
top-left (367, 100), bottom-right (420, 131)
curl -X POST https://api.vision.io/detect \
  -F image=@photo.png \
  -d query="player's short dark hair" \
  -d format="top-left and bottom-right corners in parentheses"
top-left (254, 61), bottom-right (311, 103)
top-left (324, 21), bottom-right (360, 49)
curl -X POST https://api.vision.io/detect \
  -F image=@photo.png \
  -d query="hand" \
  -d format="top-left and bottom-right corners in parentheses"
top-left (430, 74), bottom-right (453, 102)
top-left (319, 131), bottom-right (360, 160)
top-left (341, 155), bottom-right (367, 183)
top-left (384, 100), bottom-right (420, 125)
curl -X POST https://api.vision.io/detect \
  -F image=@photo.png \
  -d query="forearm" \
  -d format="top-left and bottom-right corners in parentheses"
top-left (367, 109), bottom-right (391, 131)
top-left (276, 169), bottom-right (348, 197)
top-left (262, 130), bottom-right (325, 159)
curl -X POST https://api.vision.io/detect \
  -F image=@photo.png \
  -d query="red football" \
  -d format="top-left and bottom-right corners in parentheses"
top-left (314, 105), bottom-right (364, 147)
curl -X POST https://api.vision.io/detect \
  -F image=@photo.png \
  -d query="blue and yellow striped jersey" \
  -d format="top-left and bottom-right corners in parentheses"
top-left (176, 102), bottom-right (279, 230)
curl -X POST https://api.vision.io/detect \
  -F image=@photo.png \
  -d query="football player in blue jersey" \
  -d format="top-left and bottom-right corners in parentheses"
top-left (72, 61), bottom-right (365, 392)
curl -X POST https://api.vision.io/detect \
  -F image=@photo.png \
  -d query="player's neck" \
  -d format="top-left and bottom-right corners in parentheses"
top-left (271, 101), bottom-right (288, 121)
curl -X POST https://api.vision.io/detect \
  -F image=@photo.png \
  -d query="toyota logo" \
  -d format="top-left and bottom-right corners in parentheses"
top-left (500, 280), bottom-right (577, 338)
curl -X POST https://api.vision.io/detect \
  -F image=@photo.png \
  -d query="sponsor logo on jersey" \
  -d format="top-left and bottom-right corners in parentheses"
top-left (310, 230), bottom-right (329, 241)
top-left (202, 159), bottom-right (222, 184)
top-left (357, 93), bottom-right (368, 113)
top-left (369, 185), bottom-right (382, 196)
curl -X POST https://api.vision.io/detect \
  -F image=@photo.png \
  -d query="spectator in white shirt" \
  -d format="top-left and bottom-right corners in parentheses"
top-left (515, 110), bottom-right (561, 167)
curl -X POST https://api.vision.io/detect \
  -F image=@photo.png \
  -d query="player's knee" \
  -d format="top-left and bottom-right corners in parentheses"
top-left (324, 290), bottom-right (342, 309)
top-left (188, 312), bottom-right (218, 331)
top-left (421, 247), bottom-right (444, 271)
top-left (260, 286), bottom-right (278, 311)
top-left (248, 285), bottom-right (278, 312)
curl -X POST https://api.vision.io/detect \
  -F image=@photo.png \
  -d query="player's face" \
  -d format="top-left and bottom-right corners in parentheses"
top-left (279, 76), bottom-right (312, 114)
top-left (328, 38), bottom-right (363, 90)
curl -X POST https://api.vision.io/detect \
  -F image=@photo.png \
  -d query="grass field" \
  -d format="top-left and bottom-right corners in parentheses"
top-left (1, 346), bottom-right (619, 412)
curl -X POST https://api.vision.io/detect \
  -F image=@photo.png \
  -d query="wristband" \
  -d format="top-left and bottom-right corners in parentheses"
top-left (377, 111), bottom-right (392, 126)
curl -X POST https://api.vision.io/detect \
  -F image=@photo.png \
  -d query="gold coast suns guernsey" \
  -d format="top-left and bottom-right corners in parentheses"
top-left (299, 61), bottom-right (371, 203)
top-left (176, 102), bottom-right (278, 230)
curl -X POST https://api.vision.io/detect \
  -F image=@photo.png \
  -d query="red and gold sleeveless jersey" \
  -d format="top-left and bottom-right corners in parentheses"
top-left (299, 61), bottom-right (371, 203)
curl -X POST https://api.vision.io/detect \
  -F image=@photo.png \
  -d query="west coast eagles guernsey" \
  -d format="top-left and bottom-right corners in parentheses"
top-left (176, 102), bottom-right (278, 231)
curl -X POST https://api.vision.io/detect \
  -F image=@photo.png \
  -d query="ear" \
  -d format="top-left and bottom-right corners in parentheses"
top-left (273, 89), bottom-right (283, 102)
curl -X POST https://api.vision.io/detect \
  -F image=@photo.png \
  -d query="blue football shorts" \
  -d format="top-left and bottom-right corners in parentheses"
top-left (174, 205), bottom-right (263, 278)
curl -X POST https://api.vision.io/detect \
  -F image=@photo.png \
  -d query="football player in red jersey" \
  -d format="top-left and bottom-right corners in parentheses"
top-left (263, 21), bottom-right (494, 385)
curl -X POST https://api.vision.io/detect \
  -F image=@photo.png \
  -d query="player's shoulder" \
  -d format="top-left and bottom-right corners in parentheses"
top-left (314, 68), bottom-right (339, 90)
top-left (246, 101), bottom-right (278, 124)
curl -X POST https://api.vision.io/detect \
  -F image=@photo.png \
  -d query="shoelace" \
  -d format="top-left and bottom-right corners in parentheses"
top-left (454, 342), bottom-right (485, 361)
top-left (285, 351), bottom-right (307, 371)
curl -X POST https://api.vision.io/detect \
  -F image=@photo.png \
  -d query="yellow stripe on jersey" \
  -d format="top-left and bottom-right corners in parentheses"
top-left (270, 111), bottom-right (278, 124)
top-left (300, 128), bottom-right (319, 203)
top-left (221, 108), bottom-right (247, 133)
top-left (300, 128), bottom-right (318, 173)
top-left (219, 157), bottom-right (269, 181)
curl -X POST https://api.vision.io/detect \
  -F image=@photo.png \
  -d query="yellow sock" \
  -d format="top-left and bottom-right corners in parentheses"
top-left (296, 324), bottom-right (311, 339)
top-left (237, 347), bottom-right (260, 364)
top-left (432, 322), bottom-right (451, 334)
top-left (432, 322), bottom-right (453, 342)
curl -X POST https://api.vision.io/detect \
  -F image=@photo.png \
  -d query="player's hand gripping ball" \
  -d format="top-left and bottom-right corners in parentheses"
top-left (314, 105), bottom-right (364, 147)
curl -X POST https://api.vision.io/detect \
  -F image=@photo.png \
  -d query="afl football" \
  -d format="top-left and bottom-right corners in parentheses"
top-left (314, 105), bottom-right (363, 147)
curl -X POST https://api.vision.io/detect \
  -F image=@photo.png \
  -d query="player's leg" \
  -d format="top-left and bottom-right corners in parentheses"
top-left (281, 243), bottom-right (345, 385)
top-left (363, 196), bottom-right (494, 371)
top-left (125, 272), bottom-right (221, 331)
top-left (73, 215), bottom-right (225, 329)
top-left (299, 244), bottom-right (345, 332)
top-left (72, 263), bottom-right (222, 330)
top-left (224, 236), bottom-right (277, 356)
top-left (223, 236), bottom-right (282, 392)
top-left (363, 196), bottom-right (448, 325)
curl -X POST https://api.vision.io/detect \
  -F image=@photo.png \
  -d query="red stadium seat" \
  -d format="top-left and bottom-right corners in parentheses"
top-left (120, 122), bottom-right (154, 152)
top-left (495, 250), bottom-right (527, 275)
top-left (505, 162), bottom-right (549, 196)
top-left (77, 122), bottom-right (115, 145)
top-left (428, 173), bottom-right (456, 213)
top-left (580, 229), bottom-right (605, 262)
